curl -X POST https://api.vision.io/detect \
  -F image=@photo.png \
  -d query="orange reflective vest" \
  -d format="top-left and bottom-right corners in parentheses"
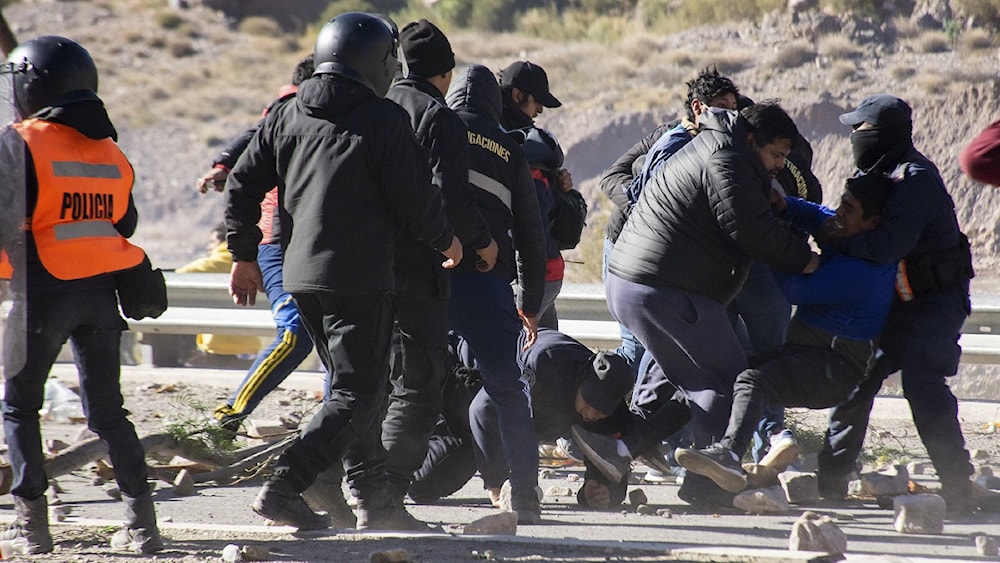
top-left (13, 119), bottom-right (145, 280)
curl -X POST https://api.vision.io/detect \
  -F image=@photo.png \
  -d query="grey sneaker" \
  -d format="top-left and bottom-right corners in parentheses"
top-left (570, 425), bottom-right (631, 483)
top-left (674, 443), bottom-right (747, 493)
top-left (0, 496), bottom-right (53, 554)
top-left (357, 503), bottom-right (438, 532)
top-left (252, 480), bottom-right (330, 531)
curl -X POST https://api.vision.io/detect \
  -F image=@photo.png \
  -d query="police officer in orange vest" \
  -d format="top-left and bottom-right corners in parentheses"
top-left (0, 36), bottom-right (163, 554)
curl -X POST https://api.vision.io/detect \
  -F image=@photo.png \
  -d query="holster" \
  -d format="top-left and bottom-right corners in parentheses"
top-left (895, 234), bottom-right (974, 302)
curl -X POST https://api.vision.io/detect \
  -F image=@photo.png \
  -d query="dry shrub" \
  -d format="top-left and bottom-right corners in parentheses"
top-left (122, 30), bottom-right (145, 44)
top-left (915, 72), bottom-right (947, 94)
top-left (239, 16), bottom-right (282, 38)
top-left (155, 11), bottom-right (183, 30)
top-left (961, 28), bottom-right (994, 51)
top-left (771, 41), bottom-right (816, 68)
top-left (169, 40), bottom-right (196, 58)
top-left (913, 31), bottom-right (950, 53)
top-left (147, 36), bottom-right (166, 49)
top-left (829, 60), bottom-right (858, 82)
top-left (619, 34), bottom-right (662, 66)
top-left (819, 35), bottom-right (861, 60)
top-left (891, 15), bottom-right (920, 39)
top-left (661, 48), bottom-right (695, 68)
top-left (890, 65), bottom-right (917, 81)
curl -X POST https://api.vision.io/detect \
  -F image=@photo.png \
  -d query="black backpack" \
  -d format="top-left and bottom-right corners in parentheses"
top-left (550, 187), bottom-right (588, 251)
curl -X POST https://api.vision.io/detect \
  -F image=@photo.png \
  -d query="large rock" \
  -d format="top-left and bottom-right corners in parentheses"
top-left (734, 486), bottom-right (790, 514)
top-left (893, 494), bottom-right (945, 534)
top-left (860, 465), bottom-right (909, 497)
top-left (462, 512), bottom-right (518, 535)
top-left (789, 511), bottom-right (847, 556)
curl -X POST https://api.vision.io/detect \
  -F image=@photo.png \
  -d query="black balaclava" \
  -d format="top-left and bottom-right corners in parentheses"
top-left (850, 125), bottom-right (912, 173)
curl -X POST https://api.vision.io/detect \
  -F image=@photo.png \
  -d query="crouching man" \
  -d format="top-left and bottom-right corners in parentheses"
top-left (409, 328), bottom-right (638, 509)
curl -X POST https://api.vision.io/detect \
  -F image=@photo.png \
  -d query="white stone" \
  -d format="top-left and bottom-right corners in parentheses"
top-left (778, 471), bottom-right (819, 504)
top-left (893, 494), bottom-right (945, 534)
top-left (733, 486), bottom-right (790, 514)
top-left (861, 464), bottom-right (909, 497)
top-left (789, 510), bottom-right (847, 555)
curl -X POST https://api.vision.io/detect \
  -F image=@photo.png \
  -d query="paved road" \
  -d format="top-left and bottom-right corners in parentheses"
top-left (8, 364), bottom-right (999, 562)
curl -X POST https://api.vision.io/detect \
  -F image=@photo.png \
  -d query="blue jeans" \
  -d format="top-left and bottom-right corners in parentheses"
top-left (3, 288), bottom-right (149, 500)
top-left (602, 238), bottom-right (645, 379)
top-left (726, 260), bottom-right (791, 462)
top-left (820, 285), bottom-right (973, 490)
top-left (217, 243), bottom-right (321, 421)
top-left (449, 272), bottom-right (538, 496)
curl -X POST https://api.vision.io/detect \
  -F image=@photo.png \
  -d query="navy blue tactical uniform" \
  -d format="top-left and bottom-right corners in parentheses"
top-left (445, 64), bottom-right (547, 522)
top-left (819, 96), bottom-right (976, 514)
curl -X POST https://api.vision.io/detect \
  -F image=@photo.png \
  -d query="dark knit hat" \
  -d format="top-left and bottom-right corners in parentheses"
top-left (579, 352), bottom-right (632, 416)
top-left (399, 19), bottom-right (455, 79)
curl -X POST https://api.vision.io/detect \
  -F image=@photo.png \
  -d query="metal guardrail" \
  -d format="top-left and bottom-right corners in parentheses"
top-left (129, 274), bottom-right (1000, 364)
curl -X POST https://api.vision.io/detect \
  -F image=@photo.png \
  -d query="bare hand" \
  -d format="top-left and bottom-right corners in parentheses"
top-left (558, 169), bottom-right (573, 192)
top-left (440, 236), bottom-right (463, 269)
top-left (475, 238), bottom-right (499, 272)
top-left (229, 261), bottom-right (264, 306)
top-left (815, 217), bottom-right (840, 243)
top-left (520, 312), bottom-right (538, 350)
top-left (582, 479), bottom-right (611, 509)
top-left (802, 252), bottom-right (820, 274)
top-left (197, 167), bottom-right (228, 194)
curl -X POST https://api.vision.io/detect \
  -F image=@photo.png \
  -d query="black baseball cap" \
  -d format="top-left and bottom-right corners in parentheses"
top-left (839, 94), bottom-right (912, 128)
top-left (579, 352), bottom-right (632, 416)
top-left (499, 61), bottom-right (561, 108)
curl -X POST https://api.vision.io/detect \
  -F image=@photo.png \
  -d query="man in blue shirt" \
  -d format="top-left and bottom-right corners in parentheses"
top-left (673, 173), bottom-right (897, 492)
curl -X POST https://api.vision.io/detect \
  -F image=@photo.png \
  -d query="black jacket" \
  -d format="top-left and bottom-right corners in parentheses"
top-left (609, 109), bottom-right (812, 304)
top-left (598, 121), bottom-right (677, 242)
top-left (386, 77), bottom-right (492, 298)
top-left (500, 97), bottom-right (534, 131)
top-left (446, 65), bottom-right (546, 315)
top-left (225, 73), bottom-right (454, 295)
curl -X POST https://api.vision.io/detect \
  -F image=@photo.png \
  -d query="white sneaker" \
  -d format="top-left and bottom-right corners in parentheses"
top-left (759, 430), bottom-right (799, 471)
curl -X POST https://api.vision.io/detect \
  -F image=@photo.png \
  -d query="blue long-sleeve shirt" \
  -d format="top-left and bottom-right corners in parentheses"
top-left (772, 197), bottom-right (896, 340)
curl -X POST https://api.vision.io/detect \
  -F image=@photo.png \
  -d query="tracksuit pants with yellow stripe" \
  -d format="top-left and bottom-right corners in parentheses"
top-left (214, 243), bottom-right (322, 424)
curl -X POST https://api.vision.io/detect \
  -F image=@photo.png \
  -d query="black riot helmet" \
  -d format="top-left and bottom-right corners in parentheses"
top-left (4, 36), bottom-right (99, 119)
top-left (313, 12), bottom-right (402, 97)
top-left (519, 127), bottom-right (564, 172)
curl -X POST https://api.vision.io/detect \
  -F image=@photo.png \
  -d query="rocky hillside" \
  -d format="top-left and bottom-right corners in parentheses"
top-left (5, 0), bottom-right (1000, 287)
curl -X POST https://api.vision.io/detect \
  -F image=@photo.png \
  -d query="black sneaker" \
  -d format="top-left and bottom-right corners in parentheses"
top-left (570, 425), bottom-right (631, 483)
top-left (512, 487), bottom-right (542, 525)
top-left (301, 468), bottom-right (357, 529)
top-left (676, 472), bottom-right (736, 508)
top-left (637, 443), bottom-right (679, 478)
top-left (674, 443), bottom-right (747, 493)
top-left (252, 480), bottom-right (330, 531)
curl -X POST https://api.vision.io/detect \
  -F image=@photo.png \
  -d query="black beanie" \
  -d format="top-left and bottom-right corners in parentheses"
top-left (399, 20), bottom-right (455, 79)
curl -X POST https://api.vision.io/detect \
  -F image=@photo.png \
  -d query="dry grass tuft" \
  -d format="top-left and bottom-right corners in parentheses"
top-left (155, 11), bottom-right (183, 30)
top-left (619, 34), bottom-right (662, 67)
top-left (771, 41), bottom-right (816, 68)
top-left (891, 16), bottom-right (921, 39)
top-left (819, 35), bottom-right (862, 60)
top-left (915, 72), bottom-right (947, 94)
top-left (239, 16), bottom-right (283, 38)
top-left (913, 31), bottom-right (951, 53)
top-left (961, 28), bottom-right (995, 51)
top-left (829, 60), bottom-right (858, 82)
top-left (169, 40), bottom-right (196, 58)
top-left (890, 65), bottom-right (917, 81)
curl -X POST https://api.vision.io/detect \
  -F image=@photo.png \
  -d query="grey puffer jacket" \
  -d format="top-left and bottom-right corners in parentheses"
top-left (608, 109), bottom-right (812, 304)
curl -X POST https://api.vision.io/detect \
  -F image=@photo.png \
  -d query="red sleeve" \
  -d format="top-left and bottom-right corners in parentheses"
top-left (960, 119), bottom-right (1000, 186)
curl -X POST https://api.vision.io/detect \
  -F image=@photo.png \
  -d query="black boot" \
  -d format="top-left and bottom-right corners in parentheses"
top-left (511, 486), bottom-right (542, 525)
top-left (252, 479), bottom-right (330, 531)
top-left (111, 492), bottom-right (163, 553)
top-left (301, 466), bottom-right (357, 529)
top-left (0, 495), bottom-right (53, 554)
top-left (356, 489), bottom-right (435, 532)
